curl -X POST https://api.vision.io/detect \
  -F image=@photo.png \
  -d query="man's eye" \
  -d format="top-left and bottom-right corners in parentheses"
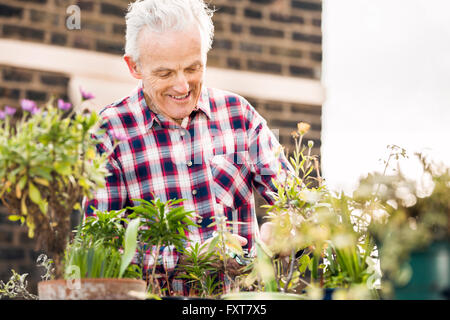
top-left (186, 65), bottom-right (202, 73)
top-left (159, 73), bottom-right (171, 78)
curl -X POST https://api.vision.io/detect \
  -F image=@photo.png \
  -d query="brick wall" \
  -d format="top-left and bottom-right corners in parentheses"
top-left (0, 0), bottom-right (322, 79)
top-left (0, 0), bottom-right (322, 295)
top-left (0, 64), bottom-right (69, 113)
top-left (209, 0), bottom-right (322, 79)
top-left (0, 0), bottom-right (129, 54)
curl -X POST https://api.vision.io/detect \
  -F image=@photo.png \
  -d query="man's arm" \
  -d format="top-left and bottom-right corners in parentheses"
top-left (244, 102), bottom-right (292, 205)
top-left (242, 99), bottom-right (294, 250)
top-left (82, 119), bottom-right (128, 216)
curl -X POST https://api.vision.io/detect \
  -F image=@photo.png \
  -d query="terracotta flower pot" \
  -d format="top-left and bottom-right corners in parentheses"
top-left (38, 278), bottom-right (147, 300)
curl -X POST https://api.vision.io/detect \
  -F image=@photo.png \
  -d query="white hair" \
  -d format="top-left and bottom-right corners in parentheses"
top-left (125, 0), bottom-right (215, 62)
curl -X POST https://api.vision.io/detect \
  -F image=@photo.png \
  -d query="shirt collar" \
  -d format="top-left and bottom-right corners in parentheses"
top-left (137, 81), bottom-right (211, 131)
top-left (136, 81), bottom-right (160, 131)
top-left (193, 85), bottom-right (211, 120)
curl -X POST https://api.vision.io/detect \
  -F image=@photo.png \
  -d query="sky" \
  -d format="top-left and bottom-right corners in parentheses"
top-left (321, 0), bottom-right (450, 193)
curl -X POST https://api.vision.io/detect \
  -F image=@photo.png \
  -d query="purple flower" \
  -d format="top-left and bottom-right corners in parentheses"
top-left (110, 130), bottom-right (127, 142)
top-left (57, 99), bottom-right (72, 111)
top-left (0, 110), bottom-right (5, 120)
top-left (30, 106), bottom-right (40, 115)
top-left (4, 106), bottom-right (16, 116)
top-left (21, 99), bottom-right (37, 112)
top-left (79, 86), bottom-right (95, 101)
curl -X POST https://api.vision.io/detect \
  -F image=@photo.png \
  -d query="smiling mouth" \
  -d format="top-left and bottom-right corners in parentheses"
top-left (168, 91), bottom-right (191, 101)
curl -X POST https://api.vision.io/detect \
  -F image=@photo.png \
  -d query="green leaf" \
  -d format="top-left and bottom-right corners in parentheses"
top-left (87, 247), bottom-right (95, 278)
top-left (54, 161), bottom-right (72, 176)
top-left (33, 177), bottom-right (50, 187)
top-left (298, 254), bottom-right (310, 274)
top-left (16, 175), bottom-right (28, 196)
top-left (28, 181), bottom-right (41, 203)
top-left (310, 254), bottom-right (319, 280)
top-left (28, 181), bottom-right (47, 213)
top-left (119, 218), bottom-right (140, 278)
top-left (207, 235), bottom-right (220, 252)
top-left (8, 215), bottom-right (22, 222)
top-left (255, 240), bottom-right (277, 292)
top-left (21, 193), bottom-right (28, 215)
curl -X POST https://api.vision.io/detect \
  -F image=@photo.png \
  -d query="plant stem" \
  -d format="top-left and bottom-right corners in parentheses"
top-left (273, 259), bottom-right (281, 291)
top-left (313, 158), bottom-right (323, 187)
top-left (151, 241), bottom-right (161, 295)
top-left (283, 249), bottom-right (296, 292)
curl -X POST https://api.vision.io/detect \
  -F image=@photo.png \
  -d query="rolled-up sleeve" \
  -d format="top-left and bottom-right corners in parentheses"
top-left (243, 99), bottom-right (293, 205)
top-left (82, 119), bottom-right (128, 216)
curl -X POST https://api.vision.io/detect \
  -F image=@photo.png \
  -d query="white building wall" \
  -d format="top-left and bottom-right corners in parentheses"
top-left (322, 0), bottom-right (450, 193)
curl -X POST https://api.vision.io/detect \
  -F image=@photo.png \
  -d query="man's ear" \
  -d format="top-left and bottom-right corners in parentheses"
top-left (124, 55), bottom-right (143, 80)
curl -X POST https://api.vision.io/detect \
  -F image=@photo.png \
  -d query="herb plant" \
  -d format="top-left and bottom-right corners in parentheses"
top-left (0, 94), bottom-right (110, 278)
top-left (126, 198), bottom-right (197, 294)
top-left (176, 242), bottom-right (220, 298)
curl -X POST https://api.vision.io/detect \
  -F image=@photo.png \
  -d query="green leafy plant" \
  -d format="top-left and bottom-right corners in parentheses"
top-left (245, 124), bottom-right (448, 300)
top-left (240, 122), bottom-right (380, 299)
top-left (354, 150), bottom-right (450, 297)
top-left (63, 216), bottom-right (141, 279)
top-left (176, 242), bottom-right (220, 298)
top-left (205, 215), bottom-right (250, 289)
top-left (79, 208), bottom-right (128, 249)
top-left (126, 197), bottom-right (198, 295)
top-left (0, 95), bottom-right (110, 278)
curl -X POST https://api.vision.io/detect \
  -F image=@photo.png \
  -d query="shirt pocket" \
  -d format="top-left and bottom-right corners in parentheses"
top-left (209, 151), bottom-right (253, 210)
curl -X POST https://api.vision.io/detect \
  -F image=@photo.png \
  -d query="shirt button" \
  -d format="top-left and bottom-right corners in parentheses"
top-left (187, 160), bottom-right (193, 167)
top-left (192, 189), bottom-right (197, 196)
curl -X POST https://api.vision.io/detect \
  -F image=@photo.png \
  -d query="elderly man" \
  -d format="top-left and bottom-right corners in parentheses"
top-left (84, 0), bottom-right (291, 295)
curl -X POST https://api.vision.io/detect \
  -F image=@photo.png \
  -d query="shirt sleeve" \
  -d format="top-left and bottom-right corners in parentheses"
top-left (82, 119), bottom-right (128, 216)
top-left (242, 99), bottom-right (293, 205)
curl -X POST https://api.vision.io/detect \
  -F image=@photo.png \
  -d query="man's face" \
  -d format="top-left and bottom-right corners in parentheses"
top-left (132, 24), bottom-right (205, 124)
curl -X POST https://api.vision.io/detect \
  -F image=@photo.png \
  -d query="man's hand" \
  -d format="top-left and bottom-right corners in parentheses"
top-left (259, 221), bottom-right (274, 246)
top-left (207, 234), bottom-right (248, 277)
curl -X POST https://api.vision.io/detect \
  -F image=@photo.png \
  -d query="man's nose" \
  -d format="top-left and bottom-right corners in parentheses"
top-left (173, 73), bottom-right (190, 93)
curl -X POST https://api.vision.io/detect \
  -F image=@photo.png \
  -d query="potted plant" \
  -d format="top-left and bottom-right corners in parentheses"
top-left (0, 92), bottom-right (151, 300)
top-left (125, 198), bottom-right (251, 299)
top-left (0, 94), bottom-right (111, 279)
top-left (125, 197), bottom-right (199, 297)
top-left (355, 149), bottom-right (450, 299)
top-left (176, 241), bottom-right (221, 298)
top-left (38, 209), bottom-right (147, 300)
top-left (222, 123), bottom-right (381, 300)
top-left (195, 214), bottom-right (255, 298)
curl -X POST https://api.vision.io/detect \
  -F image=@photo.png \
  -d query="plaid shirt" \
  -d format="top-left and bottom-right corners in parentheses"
top-left (83, 81), bottom-right (290, 295)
